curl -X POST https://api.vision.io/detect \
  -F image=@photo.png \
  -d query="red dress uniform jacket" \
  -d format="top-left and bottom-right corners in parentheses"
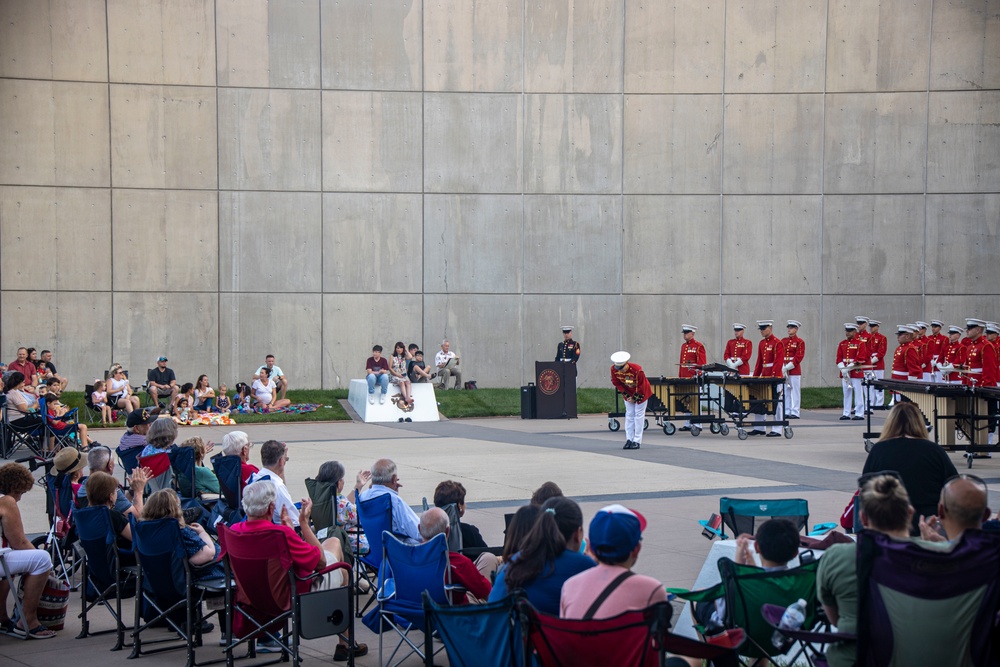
top-left (724, 338), bottom-right (753, 375)
top-left (869, 332), bottom-right (888, 371)
top-left (963, 339), bottom-right (998, 388)
top-left (754, 335), bottom-right (785, 378)
top-left (942, 341), bottom-right (968, 383)
top-left (611, 363), bottom-right (652, 402)
top-left (678, 340), bottom-right (707, 379)
top-left (836, 338), bottom-right (870, 380)
top-left (925, 333), bottom-right (948, 367)
top-left (891, 342), bottom-right (922, 380)
top-left (912, 335), bottom-right (929, 373)
top-left (781, 336), bottom-right (805, 376)
top-left (856, 331), bottom-right (871, 353)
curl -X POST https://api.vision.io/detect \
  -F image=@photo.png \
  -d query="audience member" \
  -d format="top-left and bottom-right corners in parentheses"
top-left (389, 342), bottom-right (414, 406)
top-left (140, 417), bottom-right (177, 458)
top-left (419, 508), bottom-right (492, 604)
top-left (119, 408), bottom-right (159, 451)
top-left (433, 480), bottom-right (488, 549)
top-left (107, 365), bottom-right (140, 414)
top-left (77, 445), bottom-right (150, 516)
top-left (91, 380), bottom-right (113, 425)
top-left (52, 447), bottom-right (88, 501)
top-left (252, 368), bottom-right (291, 411)
top-left (249, 440), bottom-right (299, 527)
top-left (41, 389), bottom-right (94, 449)
top-left (193, 375), bottom-right (216, 412)
top-left (38, 350), bottom-right (68, 391)
top-left (365, 345), bottom-right (390, 405)
top-left (315, 461), bottom-right (371, 554)
top-left (234, 382), bottom-right (253, 411)
top-left (178, 437), bottom-right (221, 495)
top-left (141, 489), bottom-right (222, 580)
top-left (0, 463), bottom-right (56, 638)
top-left (408, 349), bottom-right (433, 383)
top-left (146, 357), bottom-right (178, 408)
top-left (434, 339), bottom-right (463, 390)
top-left (3, 372), bottom-right (43, 430)
top-left (171, 382), bottom-right (195, 416)
top-left (8, 348), bottom-right (38, 387)
top-left (488, 496), bottom-right (594, 614)
top-left (253, 355), bottom-right (288, 400)
top-left (919, 475), bottom-right (991, 543)
top-left (86, 471), bottom-right (145, 553)
top-left (501, 505), bottom-right (542, 563)
top-left (531, 481), bottom-right (564, 506)
top-left (358, 458), bottom-right (421, 544)
top-left (173, 396), bottom-right (193, 424)
top-left (221, 431), bottom-right (258, 488)
top-left (215, 383), bottom-right (231, 414)
top-left (863, 402), bottom-right (957, 529)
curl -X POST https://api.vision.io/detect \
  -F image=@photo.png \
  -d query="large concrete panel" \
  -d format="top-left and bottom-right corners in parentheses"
top-left (930, 0), bottom-right (1000, 91)
top-left (924, 295), bottom-right (1000, 324)
top-left (623, 196), bottom-right (721, 294)
top-left (826, 0), bottom-right (931, 92)
top-left (622, 295), bottom-right (722, 379)
top-left (525, 94), bottom-right (622, 194)
top-left (320, 0), bottom-right (421, 91)
top-left (110, 84), bottom-right (218, 189)
top-left (424, 93), bottom-right (522, 193)
top-left (0, 187), bottom-right (111, 291)
top-left (107, 0), bottom-right (215, 85)
top-left (823, 196), bottom-right (924, 295)
top-left (111, 189), bottom-right (218, 292)
top-left (724, 0), bottom-right (826, 93)
top-left (322, 294), bottom-right (423, 389)
top-left (112, 292), bottom-right (220, 385)
top-left (928, 91), bottom-right (1000, 193)
top-left (0, 0), bottom-right (108, 81)
top-left (721, 196), bottom-right (822, 294)
top-left (820, 295), bottom-right (924, 386)
top-left (218, 88), bottom-right (321, 191)
top-left (219, 192), bottom-right (322, 293)
top-left (0, 80), bottom-right (110, 187)
top-left (423, 0), bottom-right (522, 92)
top-left (925, 194), bottom-right (1000, 295)
top-left (423, 195), bottom-right (522, 294)
top-left (722, 94), bottom-right (822, 194)
top-left (521, 294), bottom-right (622, 388)
top-left (216, 0), bottom-right (321, 89)
top-left (219, 293), bottom-right (322, 389)
top-left (524, 0), bottom-right (623, 93)
top-left (824, 93), bottom-right (927, 194)
top-left (623, 95), bottom-right (722, 194)
top-left (322, 91), bottom-right (422, 192)
top-left (0, 291), bottom-right (112, 387)
top-left (624, 1), bottom-right (724, 93)
top-left (720, 295), bottom-right (824, 386)
top-left (524, 195), bottom-right (622, 294)
top-left (422, 295), bottom-right (522, 388)
top-left (323, 194), bottom-right (422, 293)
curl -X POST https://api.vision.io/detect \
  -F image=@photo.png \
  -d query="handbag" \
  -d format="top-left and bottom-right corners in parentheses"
top-left (17, 573), bottom-right (70, 630)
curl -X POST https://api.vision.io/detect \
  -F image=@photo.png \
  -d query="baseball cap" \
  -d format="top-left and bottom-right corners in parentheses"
top-left (589, 504), bottom-right (647, 561)
top-left (126, 407), bottom-right (160, 428)
top-left (157, 356), bottom-right (168, 362)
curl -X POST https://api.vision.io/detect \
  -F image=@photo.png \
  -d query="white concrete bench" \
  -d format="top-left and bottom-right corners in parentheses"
top-left (347, 379), bottom-right (440, 422)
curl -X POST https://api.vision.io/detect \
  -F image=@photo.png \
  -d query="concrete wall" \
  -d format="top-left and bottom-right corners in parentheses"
top-left (1, 0), bottom-right (998, 391)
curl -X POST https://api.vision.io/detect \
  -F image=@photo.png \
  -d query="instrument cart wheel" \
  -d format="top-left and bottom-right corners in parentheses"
top-left (720, 423), bottom-right (730, 436)
top-left (644, 418), bottom-right (649, 430)
top-left (968, 454), bottom-right (975, 470)
top-left (783, 426), bottom-right (794, 439)
top-left (609, 419), bottom-right (620, 432)
top-left (737, 428), bottom-right (748, 441)
top-left (710, 423), bottom-right (721, 435)
top-left (690, 425), bottom-right (702, 437)
top-left (663, 422), bottom-right (676, 436)
top-left (864, 439), bottom-right (873, 453)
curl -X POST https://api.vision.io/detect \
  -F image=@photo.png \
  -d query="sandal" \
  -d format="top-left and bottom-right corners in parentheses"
top-left (10, 624), bottom-right (57, 639)
top-left (0, 619), bottom-right (16, 636)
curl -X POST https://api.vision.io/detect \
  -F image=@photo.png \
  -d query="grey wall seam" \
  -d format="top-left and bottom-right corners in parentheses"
top-left (819, 0), bottom-right (831, 371)
top-left (105, 0), bottom-right (114, 370)
top-left (719, 0), bottom-right (728, 351)
top-left (922, 1), bottom-right (936, 319)
top-left (317, 0), bottom-right (325, 389)
top-left (213, 0), bottom-right (221, 384)
top-left (620, 0), bottom-right (627, 353)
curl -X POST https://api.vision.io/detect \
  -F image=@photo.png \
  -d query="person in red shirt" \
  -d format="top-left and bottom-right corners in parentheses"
top-left (418, 508), bottom-right (491, 604)
top-left (724, 323), bottom-right (753, 376)
top-left (961, 319), bottom-right (998, 448)
top-left (938, 325), bottom-right (968, 384)
top-left (925, 321), bottom-right (949, 382)
top-left (867, 320), bottom-right (888, 407)
top-left (678, 325), bottom-right (706, 431)
top-left (610, 351), bottom-right (651, 450)
top-left (221, 430), bottom-right (259, 489)
top-left (836, 323), bottom-right (870, 420)
top-left (913, 321), bottom-right (931, 381)
top-left (781, 320), bottom-right (805, 418)
top-left (751, 321), bottom-right (785, 437)
top-left (7, 347), bottom-right (38, 388)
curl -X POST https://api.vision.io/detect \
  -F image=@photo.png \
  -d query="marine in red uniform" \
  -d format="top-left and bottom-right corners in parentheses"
top-left (836, 323), bottom-right (870, 420)
top-left (724, 323), bottom-right (753, 376)
top-left (781, 320), bottom-right (805, 418)
top-left (939, 325), bottom-right (968, 384)
top-left (926, 320), bottom-right (948, 382)
top-left (555, 326), bottom-right (581, 363)
top-left (610, 351), bottom-right (651, 450)
top-left (913, 321), bottom-right (931, 380)
top-left (678, 325), bottom-right (707, 379)
top-left (751, 320), bottom-right (785, 436)
top-left (961, 319), bottom-right (999, 449)
top-left (867, 320), bottom-right (888, 408)
top-left (987, 322), bottom-right (1000, 445)
top-left (855, 316), bottom-right (872, 353)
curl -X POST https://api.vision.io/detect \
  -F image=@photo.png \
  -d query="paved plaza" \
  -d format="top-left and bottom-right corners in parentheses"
top-left (3, 409), bottom-right (998, 666)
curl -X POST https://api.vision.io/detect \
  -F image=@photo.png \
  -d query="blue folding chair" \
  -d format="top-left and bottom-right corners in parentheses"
top-left (40, 466), bottom-right (81, 589)
top-left (74, 505), bottom-right (137, 650)
top-left (354, 489), bottom-right (392, 617)
top-left (128, 516), bottom-right (228, 665)
top-left (39, 395), bottom-right (83, 451)
top-left (208, 454), bottom-right (245, 531)
top-left (2, 397), bottom-right (46, 458)
top-left (364, 532), bottom-right (453, 667)
top-left (422, 592), bottom-right (523, 667)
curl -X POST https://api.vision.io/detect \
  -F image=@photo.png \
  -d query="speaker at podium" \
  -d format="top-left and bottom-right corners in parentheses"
top-left (534, 361), bottom-right (577, 419)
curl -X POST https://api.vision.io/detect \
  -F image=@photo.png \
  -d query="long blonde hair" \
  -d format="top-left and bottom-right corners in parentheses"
top-left (878, 402), bottom-right (929, 441)
top-left (141, 489), bottom-right (185, 525)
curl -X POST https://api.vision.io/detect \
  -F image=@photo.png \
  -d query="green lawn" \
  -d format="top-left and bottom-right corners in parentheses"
top-left (57, 385), bottom-right (845, 428)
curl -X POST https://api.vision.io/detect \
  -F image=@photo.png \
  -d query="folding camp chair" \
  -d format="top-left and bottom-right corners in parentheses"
top-left (40, 395), bottom-right (84, 452)
top-left (421, 497), bottom-right (463, 552)
top-left (354, 489), bottom-right (392, 617)
top-left (38, 466), bottom-right (82, 590)
top-left (208, 454), bottom-right (245, 531)
top-left (0, 548), bottom-right (29, 641)
top-left (168, 447), bottom-right (216, 525)
top-left (422, 592), bottom-right (523, 667)
top-left (364, 532), bottom-right (454, 667)
top-left (856, 528), bottom-right (1000, 666)
top-left (83, 384), bottom-right (101, 423)
top-left (128, 516), bottom-right (228, 665)
top-left (137, 452), bottom-right (175, 495)
top-left (700, 497), bottom-right (810, 540)
top-left (217, 523), bottom-right (353, 667)
top-left (2, 398), bottom-right (46, 459)
top-left (669, 557), bottom-right (821, 664)
top-left (761, 603), bottom-right (853, 667)
top-left (74, 505), bottom-right (138, 650)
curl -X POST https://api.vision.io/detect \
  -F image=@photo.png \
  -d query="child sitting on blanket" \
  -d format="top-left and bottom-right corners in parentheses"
top-left (215, 384), bottom-right (231, 414)
top-left (234, 382), bottom-right (254, 413)
top-left (173, 397), bottom-right (193, 425)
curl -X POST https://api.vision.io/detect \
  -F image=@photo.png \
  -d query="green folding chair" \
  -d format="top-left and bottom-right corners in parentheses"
top-left (700, 497), bottom-right (810, 539)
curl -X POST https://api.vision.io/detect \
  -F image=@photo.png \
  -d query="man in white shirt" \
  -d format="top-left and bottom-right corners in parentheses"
top-left (434, 340), bottom-right (463, 390)
top-left (249, 439), bottom-right (299, 528)
top-left (358, 458), bottom-right (421, 544)
top-left (253, 354), bottom-right (288, 400)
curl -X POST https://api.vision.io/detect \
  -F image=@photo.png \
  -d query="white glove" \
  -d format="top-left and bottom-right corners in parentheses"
top-left (782, 362), bottom-right (794, 372)
top-left (840, 367), bottom-right (850, 379)
top-left (938, 363), bottom-right (954, 373)
top-left (870, 354), bottom-right (878, 363)
top-left (837, 362), bottom-right (846, 369)
top-left (724, 358), bottom-right (741, 370)
top-left (931, 355), bottom-right (939, 364)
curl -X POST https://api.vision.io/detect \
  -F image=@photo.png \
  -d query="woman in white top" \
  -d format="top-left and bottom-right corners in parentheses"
top-left (251, 367), bottom-right (291, 411)
top-left (2, 372), bottom-right (43, 429)
top-left (193, 374), bottom-right (216, 412)
top-left (389, 341), bottom-right (415, 407)
top-left (107, 366), bottom-right (140, 414)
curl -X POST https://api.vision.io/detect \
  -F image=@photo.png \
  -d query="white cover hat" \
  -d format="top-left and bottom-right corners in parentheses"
top-left (786, 320), bottom-right (801, 328)
top-left (610, 351), bottom-right (630, 366)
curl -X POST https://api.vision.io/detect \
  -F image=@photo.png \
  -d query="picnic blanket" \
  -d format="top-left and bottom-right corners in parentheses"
top-left (185, 412), bottom-right (238, 426)
top-left (233, 403), bottom-right (320, 416)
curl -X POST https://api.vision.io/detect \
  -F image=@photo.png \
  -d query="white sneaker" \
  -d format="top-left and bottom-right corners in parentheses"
top-left (368, 394), bottom-right (375, 405)
top-left (379, 394), bottom-right (386, 405)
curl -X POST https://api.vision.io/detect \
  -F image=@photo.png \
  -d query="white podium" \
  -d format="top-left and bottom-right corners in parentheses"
top-left (347, 379), bottom-right (440, 423)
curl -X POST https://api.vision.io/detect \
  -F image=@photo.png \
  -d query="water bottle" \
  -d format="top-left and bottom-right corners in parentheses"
top-left (771, 598), bottom-right (807, 648)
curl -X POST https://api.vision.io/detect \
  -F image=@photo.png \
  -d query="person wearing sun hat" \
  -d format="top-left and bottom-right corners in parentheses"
top-left (610, 352), bottom-right (650, 450)
top-left (781, 320), bottom-right (805, 418)
top-left (560, 505), bottom-right (667, 620)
